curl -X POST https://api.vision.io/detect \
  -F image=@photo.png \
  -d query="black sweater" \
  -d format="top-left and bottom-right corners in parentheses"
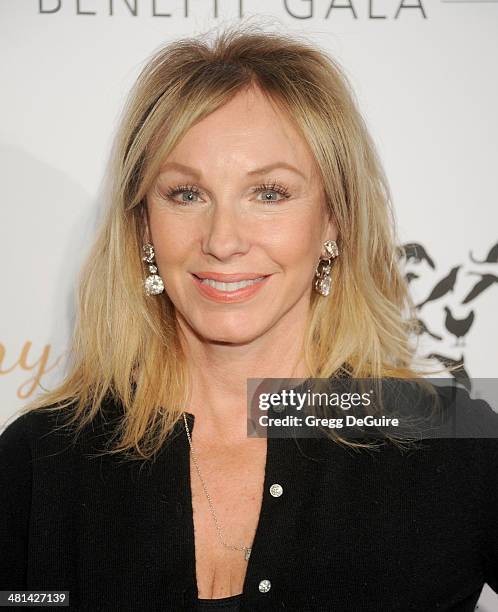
top-left (1, 387), bottom-right (497, 611)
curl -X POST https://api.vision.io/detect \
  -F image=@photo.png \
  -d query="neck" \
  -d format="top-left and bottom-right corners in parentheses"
top-left (176, 309), bottom-right (311, 443)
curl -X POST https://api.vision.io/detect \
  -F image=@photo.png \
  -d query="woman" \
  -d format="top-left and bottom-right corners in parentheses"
top-left (1, 23), bottom-right (497, 612)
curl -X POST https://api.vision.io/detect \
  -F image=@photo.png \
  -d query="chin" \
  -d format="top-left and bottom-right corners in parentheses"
top-left (202, 328), bottom-right (262, 346)
top-left (196, 318), bottom-right (268, 346)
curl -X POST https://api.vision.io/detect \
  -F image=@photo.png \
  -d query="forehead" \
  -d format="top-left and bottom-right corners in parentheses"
top-left (160, 85), bottom-right (316, 178)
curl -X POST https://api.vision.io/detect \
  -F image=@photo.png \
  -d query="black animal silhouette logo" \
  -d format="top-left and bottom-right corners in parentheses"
top-left (405, 272), bottom-right (419, 285)
top-left (398, 240), bottom-right (497, 384)
top-left (400, 242), bottom-right (436, 269)
top-left (469, 242), bottom-right (498, 264)
top-left (425, 353), bottom-right (471, 391)
top-left (443, 306), bottom-right (474, 347)
top-left (462, 272), bottom-right (498, 304)
top-left (416, 266), bottom-right (460, 310)
top-left (414, 318), bottom-right (442, 341)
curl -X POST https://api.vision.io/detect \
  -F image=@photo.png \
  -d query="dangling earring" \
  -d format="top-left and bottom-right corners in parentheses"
top-left (314, 239), bottom-right (339, 297)
top-left (142, 243), bottom-right (164, 296)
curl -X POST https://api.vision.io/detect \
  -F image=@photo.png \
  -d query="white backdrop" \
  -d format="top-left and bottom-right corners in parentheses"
top-left (1, 1), bottom-right (497, 607)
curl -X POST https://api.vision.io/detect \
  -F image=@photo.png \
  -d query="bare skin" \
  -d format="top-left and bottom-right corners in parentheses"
top-left (188, 435), bottom-right (268, 598)
top-left (146, 84), bottom-right (336, 598)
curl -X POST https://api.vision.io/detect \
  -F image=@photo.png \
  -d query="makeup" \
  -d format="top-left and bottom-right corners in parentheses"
top-left (190, 273), bottom-right (271, 303)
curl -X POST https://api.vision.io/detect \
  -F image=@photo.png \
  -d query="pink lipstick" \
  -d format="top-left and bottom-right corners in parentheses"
top-left (191, 272), bottom-right (271, 303)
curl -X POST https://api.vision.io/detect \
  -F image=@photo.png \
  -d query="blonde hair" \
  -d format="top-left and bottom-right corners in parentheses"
top-left (21, 22), bottom-right (447, 460)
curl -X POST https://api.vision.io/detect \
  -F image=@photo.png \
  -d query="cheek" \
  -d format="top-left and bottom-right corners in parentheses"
top-left (266, 213), bottom-right (321, 268)
top-left (147, 211), bottom-right (198, 267)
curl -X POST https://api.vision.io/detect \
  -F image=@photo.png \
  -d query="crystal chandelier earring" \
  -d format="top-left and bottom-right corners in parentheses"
top-left (314, 239), bottom-right (339, 297)
top-left (142, 243), bottom-right (164, 296)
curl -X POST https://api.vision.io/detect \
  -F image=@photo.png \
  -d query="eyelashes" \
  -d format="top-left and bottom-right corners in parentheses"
top-left (164, 183), bottom-right (200, 204)
top-left (162, 179), bottom-right (291, 206)
top-left (255, 181), bottom-right (291, 201)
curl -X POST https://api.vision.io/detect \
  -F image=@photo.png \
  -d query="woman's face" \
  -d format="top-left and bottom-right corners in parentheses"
top-left (146, 85), bottom-right (336, 345)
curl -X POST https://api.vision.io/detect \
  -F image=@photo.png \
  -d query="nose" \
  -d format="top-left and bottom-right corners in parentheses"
top-left (202, 199), bottom-right (250, 261)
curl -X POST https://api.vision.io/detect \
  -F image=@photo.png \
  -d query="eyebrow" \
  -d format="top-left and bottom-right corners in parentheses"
top-left (159, 161), bottom-right (307, 180)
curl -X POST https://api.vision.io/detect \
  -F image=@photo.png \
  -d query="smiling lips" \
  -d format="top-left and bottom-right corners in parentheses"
top-left (194, 271), bottom-right (268, 281)
top-left (191, 272), bottom-right (271, 303)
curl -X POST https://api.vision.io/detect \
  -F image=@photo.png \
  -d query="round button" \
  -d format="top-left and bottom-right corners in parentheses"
top-left (269, 483), bottom-right (283, 497)
top-left (258, 579), bottom-right (271, 593)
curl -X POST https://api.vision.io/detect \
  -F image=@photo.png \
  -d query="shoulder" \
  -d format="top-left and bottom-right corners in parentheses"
top-left (434, 382), bottom-right (498, 434)
top-left (378, 378), bottom-right (498, 442)
top-left (0, 411), bottom-right (36, 461)
top-left (0, 396), bottom-right (120, 464)
top-left (390, 382), bottom-right (498, 488)
top-left (0, 408), bottom-right (65, 475)
top-left (1, 405), bottom-right (74, 451)
top-left (435, 385), bottom-right (498, 594)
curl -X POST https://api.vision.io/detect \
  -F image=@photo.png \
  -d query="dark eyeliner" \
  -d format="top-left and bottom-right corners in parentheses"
top-left (164, 183), bottom-right (201, 204)
top-left (252, 180), bottom-right (291, 201)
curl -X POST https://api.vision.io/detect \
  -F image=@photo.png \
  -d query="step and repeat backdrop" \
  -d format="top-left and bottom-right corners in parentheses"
top-left (1, 3), bottom-right (497, 405)
top-left (1, 1), bottom-right (497, 605)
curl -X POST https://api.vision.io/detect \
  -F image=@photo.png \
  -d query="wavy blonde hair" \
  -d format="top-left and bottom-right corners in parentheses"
top-left (21, 21), bottom-right (446, 460)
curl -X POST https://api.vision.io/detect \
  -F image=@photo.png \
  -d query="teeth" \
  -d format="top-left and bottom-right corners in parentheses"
top-left (200, 277), bottom-right (265, 291)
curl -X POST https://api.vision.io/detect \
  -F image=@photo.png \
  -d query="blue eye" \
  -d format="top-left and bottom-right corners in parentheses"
top-left (253, 182), bottom-right (291, 204)
top-left (163, 181), bottom-right (291, 206)
top-left (165, 184), bottom-right (201, 205)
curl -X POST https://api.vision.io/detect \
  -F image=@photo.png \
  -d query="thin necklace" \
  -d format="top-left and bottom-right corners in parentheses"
top-left (182, 412), bottom-right (252, 561)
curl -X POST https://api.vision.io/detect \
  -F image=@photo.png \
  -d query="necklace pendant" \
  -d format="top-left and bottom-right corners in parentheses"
top-left (244, 547), bottom-right (252, 561)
